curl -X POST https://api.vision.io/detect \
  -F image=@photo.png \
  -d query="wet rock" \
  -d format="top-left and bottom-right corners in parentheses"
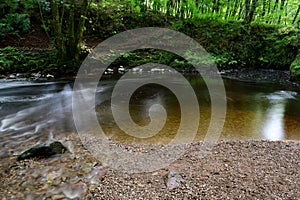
top-left (31, 71), bottom-right (41, 79)
top-left (8, 74), bottom-right (16, 79)
top-left (16, 73), bottom-right (26, 78)
top-left (46, 74), bottom-right (54, 79)
top-left (165, 171), bottom-right (183, 190)
top-left (17, 141), bottom-right (67, 161)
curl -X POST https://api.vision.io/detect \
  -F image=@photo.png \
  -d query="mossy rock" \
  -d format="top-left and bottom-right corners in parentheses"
top-left (290, 57), bottom-right (300, 80)
top-left (17, 141), bottom-right (67, 161)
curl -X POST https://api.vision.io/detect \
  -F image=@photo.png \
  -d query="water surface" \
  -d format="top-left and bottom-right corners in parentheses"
top-left (0, 76), bottom-right (299, 157)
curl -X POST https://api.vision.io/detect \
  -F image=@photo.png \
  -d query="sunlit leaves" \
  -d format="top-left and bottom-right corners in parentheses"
top-left (129, 0), bottom-right (300, 25)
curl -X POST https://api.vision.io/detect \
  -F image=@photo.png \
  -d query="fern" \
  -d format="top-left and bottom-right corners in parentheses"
top-left (0, 13), bottom-right (30, 36)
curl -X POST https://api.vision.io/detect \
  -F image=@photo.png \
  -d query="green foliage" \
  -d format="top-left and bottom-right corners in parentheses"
top-left (0, 0), bottom-right (299, 75)
top-left (129, 0), bottom-right (300, 25)
top-left (290, 57), bottom-right (300, 78)
top-left (169, 17), bottom-right (298, 69)
top-left (85, 1), bottom-right (168, 39)
top-left (0, 13), bottom-right (30, 37)
top-left (49, 2), bottom-right (300, 71)
top-left (0, 46), bottom-right (59, 74)
top-left (0, 0), bottom-right (38, 38)
top-left (34, 0), bottom-right (51, 12)
top-left (0, 0), bottom-right (19, 13)
top-left (112, 49), bottom-right (178, 69)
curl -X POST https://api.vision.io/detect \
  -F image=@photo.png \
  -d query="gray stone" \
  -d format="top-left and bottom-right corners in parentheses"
top-left (165, 171), bottom-right (183, 190)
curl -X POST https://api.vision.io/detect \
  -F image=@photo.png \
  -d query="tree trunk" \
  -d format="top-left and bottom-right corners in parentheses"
top-left (293, 5), bottom-right (300, 24)
top-left (243, 0), bottom-right (251, 21)
top-left (75, 0), bottom-right (89, 64)
top-left (69, 0), bottom-right (76, 61)
top-left (237, 1), bottom-right (244, 20)
top-left (261, 0), bottom-right (267, 17)
top-left (277, 0), bottom-right (286, 24)
top-left (51, 0), bottom-right (66, 60)
top-left (271, 0), bottom-right (279, 23)
top-left (224, 0), bottom-right (230, 19)
top-left (246, 0), bottom-right (258, 24)
top-left (50, 0), bottom-right (90, 64)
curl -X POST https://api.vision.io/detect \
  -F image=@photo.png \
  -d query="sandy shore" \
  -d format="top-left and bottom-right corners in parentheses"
top-left (1, 133), bottom-right (300, 199)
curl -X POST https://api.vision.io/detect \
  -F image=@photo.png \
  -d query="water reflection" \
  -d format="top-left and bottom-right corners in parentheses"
top-left (262, 91), bottom-right (297, 140)
top-left (263, 102), bottom-right (286, 140)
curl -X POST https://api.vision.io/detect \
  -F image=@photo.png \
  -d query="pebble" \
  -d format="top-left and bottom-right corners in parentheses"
top-left (165, 171), bottom-right (183, 190)
top-left (52, 194), bottom-right (65, 200)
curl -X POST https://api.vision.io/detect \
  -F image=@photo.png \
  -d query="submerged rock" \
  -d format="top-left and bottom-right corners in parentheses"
top-left (17, 141), bottom-right (67, 161)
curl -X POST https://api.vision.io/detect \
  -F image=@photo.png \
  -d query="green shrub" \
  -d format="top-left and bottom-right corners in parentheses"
top-left (0, 0), bottom-right (32, 38)
top-left (0, 13), bottom-right (30, 36)
top-left (0, 46), bottom-right (59, 74)
top-left (290, 57), bottom-right (300, 79)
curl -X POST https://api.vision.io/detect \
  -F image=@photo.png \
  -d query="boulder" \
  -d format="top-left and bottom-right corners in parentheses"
top-left (17, 141), bottom-right (67, 161)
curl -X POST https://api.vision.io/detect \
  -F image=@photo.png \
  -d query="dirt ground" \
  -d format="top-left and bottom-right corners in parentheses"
top-left (1, 133), bottom-right (299, 199)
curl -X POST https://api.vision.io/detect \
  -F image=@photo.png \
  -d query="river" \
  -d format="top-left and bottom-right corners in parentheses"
top-left (0, 76), bottom-right (300, 158)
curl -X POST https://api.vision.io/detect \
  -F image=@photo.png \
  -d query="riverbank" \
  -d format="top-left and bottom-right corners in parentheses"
top-left (2, 68), bottom-right (300, 91)
top-left (222, 68), bottom-right (300, 89)
top-left (1, 133), bottom-right (299, 199)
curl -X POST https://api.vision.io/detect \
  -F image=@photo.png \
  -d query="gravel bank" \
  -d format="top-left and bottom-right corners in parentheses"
top-left (1, 134), bottom-right (300, 199)
top-left (87, 140), bottom-right (300, 199)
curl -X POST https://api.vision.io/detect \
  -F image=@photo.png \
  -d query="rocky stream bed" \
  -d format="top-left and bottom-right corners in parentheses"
top-left (1, 133), bottom-right (300, 199)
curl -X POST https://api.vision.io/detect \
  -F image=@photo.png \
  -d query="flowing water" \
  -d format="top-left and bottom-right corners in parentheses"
top-left (0, 76), bottom-right (300, 158)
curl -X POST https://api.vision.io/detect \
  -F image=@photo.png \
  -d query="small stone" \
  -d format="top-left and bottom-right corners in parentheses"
top-left (8, 74), bottom-right (16, 79)
top-left (89, 184), bottom-right (98, 191)
top-left (151, 172), bottom-right (158, 176)
top-left (165, 171), bottom-right (183, 190)
top-left (47, 172), bottom-right (57, 180)
top-left (52, 194), bottom-right (65, 200)
top-left (212, 171), bottom-right (220, 175)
